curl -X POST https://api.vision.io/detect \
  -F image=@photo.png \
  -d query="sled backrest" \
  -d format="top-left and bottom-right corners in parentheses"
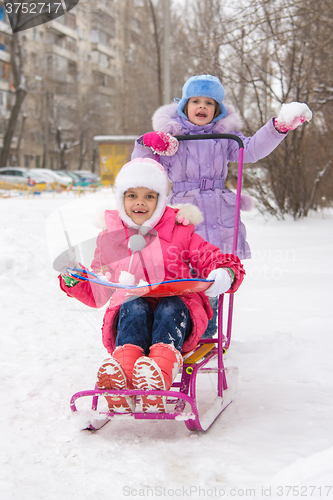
top-left (169, 134), bottom-right (244, 396)
top-left (173, 133), bottom-right (244, 256)
top-left (173, 133), bottom-right (244, 350)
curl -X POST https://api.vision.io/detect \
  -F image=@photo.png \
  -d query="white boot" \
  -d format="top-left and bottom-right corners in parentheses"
top-left (132, 343), bottom-right (183, 412)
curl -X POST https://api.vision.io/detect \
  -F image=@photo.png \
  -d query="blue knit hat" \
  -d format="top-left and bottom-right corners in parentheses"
top-left (174, 74), bottom-right (227, 122)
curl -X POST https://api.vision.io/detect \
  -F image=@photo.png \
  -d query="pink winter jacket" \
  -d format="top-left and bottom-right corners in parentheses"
top-left (59, 206), bottom-right (245, 354)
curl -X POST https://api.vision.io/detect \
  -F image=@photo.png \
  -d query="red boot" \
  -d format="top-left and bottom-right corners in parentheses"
top-left (113, 343), bottom-right (144, 387)
top-left (96, 344), bottom-right (143, 413)
top-left (132, 343), bottom-right (183, 413)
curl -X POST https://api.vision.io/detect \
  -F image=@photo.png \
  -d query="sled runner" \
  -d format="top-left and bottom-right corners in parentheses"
top-left (69, 133), bottom-right (244, 432)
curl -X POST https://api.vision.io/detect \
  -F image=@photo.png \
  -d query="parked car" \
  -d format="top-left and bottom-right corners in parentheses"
top-left (55, 170), bottom-right (82, 186)
top-left (29, 168), bottom-right (73, 187)
top-left (0, 167), bottom-right (47, 187)
top-left (74, 170), bottom-right (101, 184)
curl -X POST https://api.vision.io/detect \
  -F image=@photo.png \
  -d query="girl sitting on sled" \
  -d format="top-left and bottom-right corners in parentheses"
top-left (59, 158), bottom-right (245, 413)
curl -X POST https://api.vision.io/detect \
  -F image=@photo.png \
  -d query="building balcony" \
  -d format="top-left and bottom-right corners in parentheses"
top-left (46, 44), bottom-right (78, 62)
top-left (0, 79), bottom-right (10, 92)
top-left (91, 42), bottom-right (115, 58)
top-left (0, 49), bottom-right (10, 63)
top-left (95, 85), bottom-right (113, 96)
top-left (0, 134), bottom-right (18, 148)
top-left (92, 2), bottom-right (118, 18)
top-left (0, 20), bottom-right (11, 35)
top-left (45, 68), bottom-right (76, 84)
top-left (91, 63), bottom-right (115, 77)
top-left (47, 19), bottom-right (78, 40)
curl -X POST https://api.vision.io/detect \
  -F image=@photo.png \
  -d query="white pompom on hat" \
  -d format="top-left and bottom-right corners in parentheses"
top-left (114, 158), bottom-right (168, 236)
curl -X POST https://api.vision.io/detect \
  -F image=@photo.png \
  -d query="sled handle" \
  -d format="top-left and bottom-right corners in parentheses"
top-left (174, 133), bottom-right (244, 150)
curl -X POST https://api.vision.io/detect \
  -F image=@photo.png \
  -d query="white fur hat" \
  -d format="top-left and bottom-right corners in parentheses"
top-left (114, 158), bottom-right (168, 236)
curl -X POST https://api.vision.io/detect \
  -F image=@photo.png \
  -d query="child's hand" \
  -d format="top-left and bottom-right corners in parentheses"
top-left (274, 102), bottom-right (312, 133)
top-left (205, 268), bottom-right (233, 297)
top-left (143, 131), bottom-right (178, 156)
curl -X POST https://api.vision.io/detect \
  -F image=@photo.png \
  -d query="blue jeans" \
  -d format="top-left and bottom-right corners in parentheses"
top-left (201, 296), bottom-right (218, 339)
top-left (116, 296), bottom-right (192, 354)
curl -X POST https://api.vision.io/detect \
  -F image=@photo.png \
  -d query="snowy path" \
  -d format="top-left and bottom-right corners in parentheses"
top-left (0, 191), bottom-right (332, 500)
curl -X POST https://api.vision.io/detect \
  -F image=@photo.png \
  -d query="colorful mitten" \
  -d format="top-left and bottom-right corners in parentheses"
top-left (143, 131), bottom-right (178, 156)
top-left (274, 102), bottom-right (312, 133)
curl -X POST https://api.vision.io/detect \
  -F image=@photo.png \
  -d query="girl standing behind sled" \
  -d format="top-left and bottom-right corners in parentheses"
top-left (59, 158), bottom-right (245, 413)
top-left (131, 74), bottom-right (312, 335)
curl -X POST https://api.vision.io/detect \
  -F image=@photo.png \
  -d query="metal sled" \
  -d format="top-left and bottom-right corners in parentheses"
top-left (70, 133), bottom-right (244, 431)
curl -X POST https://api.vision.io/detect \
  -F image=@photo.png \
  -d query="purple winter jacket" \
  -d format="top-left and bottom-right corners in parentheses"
top-left (131, 103), bottom-right (286, 259)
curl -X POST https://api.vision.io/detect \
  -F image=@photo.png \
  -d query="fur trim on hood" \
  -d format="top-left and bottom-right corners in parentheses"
top-left (114, 158), bottom-right (168, 235)
top-left (152, 103), bottom-right (243, 135)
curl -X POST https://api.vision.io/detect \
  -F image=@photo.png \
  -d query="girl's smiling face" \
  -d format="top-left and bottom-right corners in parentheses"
top-left (124, 187), bottom-right (159, 225)
top-left (186, 96), bottom-right (217, 125)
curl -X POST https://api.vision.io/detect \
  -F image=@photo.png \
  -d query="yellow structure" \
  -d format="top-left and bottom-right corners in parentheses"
top-left (94, 136), bottom-right (138, 186)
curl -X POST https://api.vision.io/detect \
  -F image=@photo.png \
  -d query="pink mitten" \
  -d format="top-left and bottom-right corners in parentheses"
top-left (274, 102), bottom-right (312, 133)
top-left (143, 131), bottom-right (178, 156)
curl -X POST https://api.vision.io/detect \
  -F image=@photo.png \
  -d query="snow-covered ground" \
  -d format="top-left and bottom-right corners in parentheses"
top-left (1, 189), bottom-right (333, 500)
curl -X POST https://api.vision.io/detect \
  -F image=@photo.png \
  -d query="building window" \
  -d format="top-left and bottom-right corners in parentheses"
top-left (66, 36), bottom-right (76, 52)
top-left (31, 53), bottom-right (39, 67)
top-left (35, 156), bottom-right (40, 168)
top-left (68, 61), bottom-right (77, 76)
top-left (24, 155), bottom-right (30, 168)
top-left (0, 91), bottom-right (4, 106)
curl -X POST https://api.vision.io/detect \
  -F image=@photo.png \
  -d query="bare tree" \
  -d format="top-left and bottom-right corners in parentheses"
top-left (118, 0), bottom-right (184, 135)
top-left (0, 33), bottom-right (27, 167)
top-left (178, 0), bottom-right (333, 218)
top-left (231, 0), bottom-right (333, 218)
top-left (75, 92), bottom-right (114, 171)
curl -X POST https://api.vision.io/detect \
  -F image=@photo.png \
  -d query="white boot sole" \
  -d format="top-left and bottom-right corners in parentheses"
top-left (132, 358), bottom-right (166, 413)
top-left (97, 359), bottom-right (135, 413)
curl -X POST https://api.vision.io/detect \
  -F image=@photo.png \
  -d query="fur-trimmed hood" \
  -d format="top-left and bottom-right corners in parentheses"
top-left (152, 102), bottom-right (243, 136)
top-left (93, 202), bottom-right (204, 231)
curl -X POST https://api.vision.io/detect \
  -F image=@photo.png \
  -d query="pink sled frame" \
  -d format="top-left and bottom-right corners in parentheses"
top-left (70, 134), bottom-right (244, 431)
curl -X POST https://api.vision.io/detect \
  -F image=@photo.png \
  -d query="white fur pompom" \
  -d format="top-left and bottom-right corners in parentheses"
top-left (93, 207), bottom-right (108, 230)
top-left (128, 234), bottom-right (146, 252)
top-left (170, 203), bottom-right (204, 226)
top-left (119, 271), bottom-right (135, 286)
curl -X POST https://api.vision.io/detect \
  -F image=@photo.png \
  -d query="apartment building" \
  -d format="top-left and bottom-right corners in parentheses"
top-left (0, 0), bottom-right (125, 172)
top-left (0, 3), bottom-right (14, 154)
